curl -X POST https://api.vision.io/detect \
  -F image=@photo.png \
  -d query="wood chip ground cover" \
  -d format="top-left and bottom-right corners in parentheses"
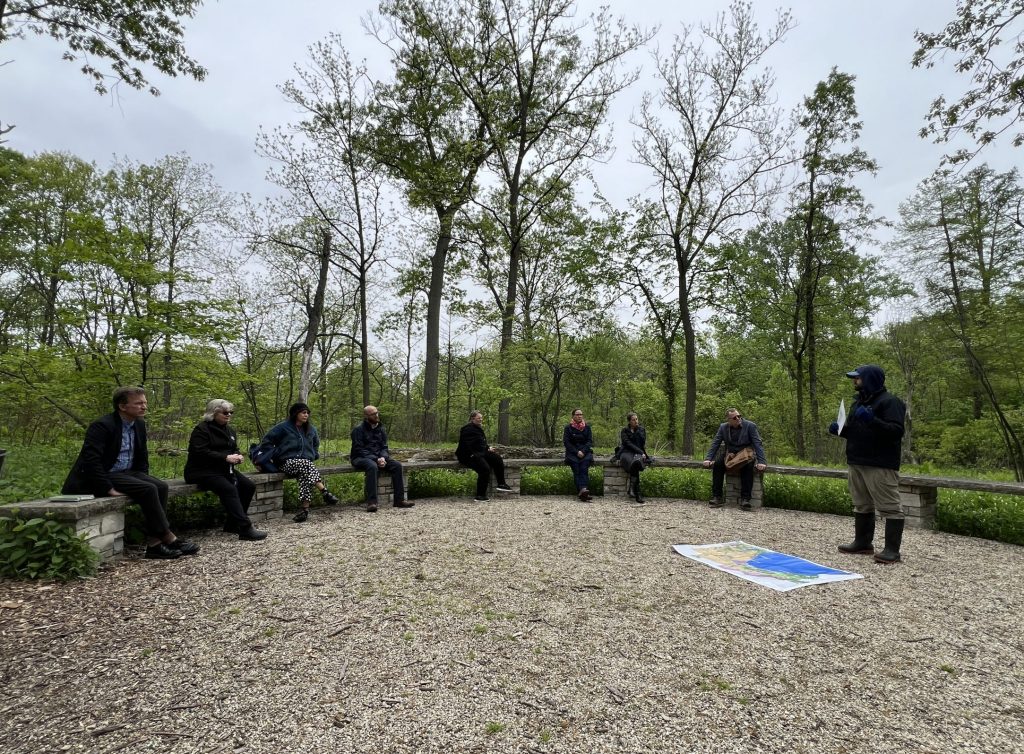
top-left (1, 496), bottom-right (1022, 753)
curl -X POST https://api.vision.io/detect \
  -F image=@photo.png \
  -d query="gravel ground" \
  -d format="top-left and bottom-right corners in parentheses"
top-left (1, 495), bottom-right (1022, 754)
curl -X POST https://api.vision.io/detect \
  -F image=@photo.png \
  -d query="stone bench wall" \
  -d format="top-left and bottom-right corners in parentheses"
top-left (3, 458), bottom-right (1018, 562)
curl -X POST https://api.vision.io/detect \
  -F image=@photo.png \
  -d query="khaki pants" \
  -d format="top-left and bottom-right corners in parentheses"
top-left (847, 464), bottom-right (904, 520)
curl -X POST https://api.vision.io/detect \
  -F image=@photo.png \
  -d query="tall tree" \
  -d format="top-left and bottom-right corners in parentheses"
top-left (791, 68), bottom-right (886, 460)
top-left (414, 0), bottom-right (651, 442)
top-left (895, 165), bottom-right (1024, 479)
top-left (366, 0), bottom-right (493, 440)
top-left (632, 1), bottom-right (794, 455)
top-left (259, 38), bottom-right (392, 405)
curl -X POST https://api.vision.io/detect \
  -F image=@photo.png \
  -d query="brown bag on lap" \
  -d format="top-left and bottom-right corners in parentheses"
top-left (724, 446), bottom-right (755, 475)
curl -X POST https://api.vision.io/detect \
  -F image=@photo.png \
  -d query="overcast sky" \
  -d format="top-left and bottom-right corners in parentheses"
top-left (3, 0), bottom-right (1015, 238)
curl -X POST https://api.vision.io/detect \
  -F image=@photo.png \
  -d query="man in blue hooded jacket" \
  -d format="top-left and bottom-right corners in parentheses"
top-left (829, 365), bottom-right (907, 564)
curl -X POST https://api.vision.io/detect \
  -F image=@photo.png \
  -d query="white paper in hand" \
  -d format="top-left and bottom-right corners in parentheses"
top-left (837, 399), bottom-right (846, 435)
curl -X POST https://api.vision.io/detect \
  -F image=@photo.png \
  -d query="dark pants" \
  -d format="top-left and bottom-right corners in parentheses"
top-left (460, 452), bottom-right (507, 497)
top-left (565, 454), bottom-right (593, 492)
top-left (352, 458), bottom-right (405, 503)
top-left (108, 471), bottom-right (170, 537)
top-left (192, 472), bottom-right (255, 529)
top-left (712, 458), bottom-right (754, 500)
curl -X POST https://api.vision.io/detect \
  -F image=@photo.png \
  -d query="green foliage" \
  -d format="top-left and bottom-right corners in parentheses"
top-left (763, 475), bottom-right (851, 516)
top-left (521, 466), bottom-right (604, 496)
top-left (2, 1), bottom-right (207, 96)
top-left (936, 490), bottom-right (1024, 546)
top-left (630, 467), bottom-right (710, 500)
top-left (407, 469), bottom-right (474, 499)
top-left (0, 517), bottom-right (99, 580)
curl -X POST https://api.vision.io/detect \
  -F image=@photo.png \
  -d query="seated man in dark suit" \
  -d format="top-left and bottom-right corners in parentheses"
top-left (350, 405), bottom-right (410, 513)
top-left (63, 386), bottom-right (200, 560)
top-left (702, 407), bottom-right (768, 511)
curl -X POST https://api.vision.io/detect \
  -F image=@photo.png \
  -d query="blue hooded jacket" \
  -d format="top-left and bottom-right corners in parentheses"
top-left (839, 364), bottom-right (906, 470)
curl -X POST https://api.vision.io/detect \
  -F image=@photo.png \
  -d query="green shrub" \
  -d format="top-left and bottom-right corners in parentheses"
top-left (521, 466), bottom-right (604, 496)
top-left (635, 467), bottom-right (710, 499)
top-left (407, 469), bottom-right (475, 499)
top-left (936, 490), bottom-right (1024, 546)
top-left (763, 475), bottom-right (852, 516)
top-left (0, 517), bottom-right (100, 580)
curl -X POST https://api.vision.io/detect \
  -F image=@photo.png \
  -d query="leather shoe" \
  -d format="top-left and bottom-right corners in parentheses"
top-left (393, 500), bottom-right (414, 508)
top-left (322, 491), bottom-right (340, 506)
top-left (168, 539), bottom-right (200, 556)
top-left (366, 501), bottom-right (378, 513)
top-left (238, 525), bottom-right (268, 541)
top-left (145, 543), bottom-right (182, 560)
top-left (293, 508), bottom-right (309, 523)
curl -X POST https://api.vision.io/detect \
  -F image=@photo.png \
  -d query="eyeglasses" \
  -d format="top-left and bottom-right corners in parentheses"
top-left (220, 410), bottom-right (234, 415)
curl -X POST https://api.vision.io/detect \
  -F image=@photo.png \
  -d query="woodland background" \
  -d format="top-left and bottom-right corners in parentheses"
top-left (1, 0), bottom-right (1023, 487)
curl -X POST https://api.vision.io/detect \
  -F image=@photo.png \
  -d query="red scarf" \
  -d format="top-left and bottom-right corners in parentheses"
top-left (571, 418), bottom-right (586, 430)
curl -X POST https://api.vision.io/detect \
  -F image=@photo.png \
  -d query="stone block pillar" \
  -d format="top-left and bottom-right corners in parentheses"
top-left (898, 483), bottom-right (937, 528)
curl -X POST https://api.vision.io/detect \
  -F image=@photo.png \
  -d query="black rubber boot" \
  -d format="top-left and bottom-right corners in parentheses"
top-left (838, 512), bottom-right (876, 554)
top-left (874, 518), bottom-right (905, 564)
top-left (632, 475), bottom-right (644, 504)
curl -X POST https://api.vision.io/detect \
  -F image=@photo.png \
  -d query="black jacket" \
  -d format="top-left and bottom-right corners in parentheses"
top-left (184, 420), bottom-right (242, 481)
top-left (619, 425), bottom-right (647, 468)
top-left (350, 420), bottom-right (391, 464)
top-left (62, 412), bottom-right (150, 496)
top-left (563, 423), bottom-right (594, 460)
top-left (839, 365), bottom-right (906, 470)
top-left (456, 422), bottom-right (489, 464)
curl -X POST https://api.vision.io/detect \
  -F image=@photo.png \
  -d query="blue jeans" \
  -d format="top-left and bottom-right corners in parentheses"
top-left (565, 454), bottom-right (593, 492)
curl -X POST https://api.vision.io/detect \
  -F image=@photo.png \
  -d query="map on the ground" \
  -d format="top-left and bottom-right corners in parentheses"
top-left (672, 541), bottom-right (863, 592)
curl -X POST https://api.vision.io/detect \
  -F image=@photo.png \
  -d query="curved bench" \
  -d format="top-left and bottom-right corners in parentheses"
top-left (4, 458), bottom-right (1021, 562)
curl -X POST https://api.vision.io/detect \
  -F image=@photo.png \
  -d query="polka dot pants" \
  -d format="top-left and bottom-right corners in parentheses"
top-left (279, 458), bottom-right (323, 505)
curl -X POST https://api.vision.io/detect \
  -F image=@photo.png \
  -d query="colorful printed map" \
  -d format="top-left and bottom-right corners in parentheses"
top-left (672, 541), bottom-right (863, 592)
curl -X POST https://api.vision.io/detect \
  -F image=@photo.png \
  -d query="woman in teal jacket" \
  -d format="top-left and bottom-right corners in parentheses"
top-left (260, 402), bottom-right (338, 522)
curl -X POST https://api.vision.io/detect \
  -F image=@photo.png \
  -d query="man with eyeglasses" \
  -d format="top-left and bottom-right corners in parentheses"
top-left (703, 408), bottom-right (767, 511)
top-left (350, 405), bottom-right (410, 513)
top-left (63, 386), bottom-right (200, 559)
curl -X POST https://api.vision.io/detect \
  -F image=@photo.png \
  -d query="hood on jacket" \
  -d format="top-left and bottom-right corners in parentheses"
top-left (846, 364), bottom-right (885, 396)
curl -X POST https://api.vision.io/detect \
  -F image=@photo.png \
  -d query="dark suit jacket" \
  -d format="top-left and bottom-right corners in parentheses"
top-left (62, 412), bottom-right (150, 496)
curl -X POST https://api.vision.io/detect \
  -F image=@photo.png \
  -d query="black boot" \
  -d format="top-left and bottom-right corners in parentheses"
top-left (874, 518), bottom-right (905, 564)
top-left (238, 524), bottom-right (268, 541)
top-left (632, 475), bottom-right (644, 504)
top-left (838, 512), bottom-right (875, 554)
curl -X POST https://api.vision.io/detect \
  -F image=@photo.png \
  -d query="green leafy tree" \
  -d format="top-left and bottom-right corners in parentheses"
top-left (913, 0), bottom-right (1024, 163)
top-left (895, 165), bottom-right (1024, 478)
top-left (1, 0), bottom-right (207, 137)
top-left (365, 0), bottom-right (493, 441)
top-left (632, 1), bottom-right (794, 455)
top-left (790, 68), bottom-right (889, 460)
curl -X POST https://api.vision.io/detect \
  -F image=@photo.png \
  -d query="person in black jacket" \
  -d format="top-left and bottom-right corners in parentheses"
top-left (350, 405), bottom-right (409, 513)
top-left (184, 399), bottom-right (267, 541)
top-left (456, 410), bottom-right (513, 502)
top-left (563, 408), bottom-right (594, 501)
top-left (829, 365), bottom-right (907, 564)
top-left (619, 412), bottom-right (649, 504)
top-left (62, 386), bottom-right (200, 560)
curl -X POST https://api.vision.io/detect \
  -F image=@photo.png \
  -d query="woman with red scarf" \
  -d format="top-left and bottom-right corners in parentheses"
top-left (563, 408), bottom-right (594, 501)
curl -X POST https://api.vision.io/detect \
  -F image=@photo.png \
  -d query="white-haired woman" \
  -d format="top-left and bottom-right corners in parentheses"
top-left (184, 399), bottom-right (267, 541)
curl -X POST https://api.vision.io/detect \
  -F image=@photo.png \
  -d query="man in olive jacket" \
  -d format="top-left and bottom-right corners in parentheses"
top-left (63, 387), bottom-right (199, 560)
top-left (829, 365), bottom-right (907, 564)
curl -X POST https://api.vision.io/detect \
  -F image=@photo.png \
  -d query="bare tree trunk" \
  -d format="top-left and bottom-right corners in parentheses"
top-left (298, 230), bottom-right (331, 402)
top-left (421, 213), bottom-right (454, 441)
